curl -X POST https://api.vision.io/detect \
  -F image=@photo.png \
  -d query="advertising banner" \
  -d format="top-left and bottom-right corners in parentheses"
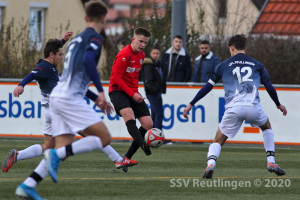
top-left (0, 81), bottom-right (298, 145)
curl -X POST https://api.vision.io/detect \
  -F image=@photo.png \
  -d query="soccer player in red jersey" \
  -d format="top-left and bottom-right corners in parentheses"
top-left (109, 28), bottom-right (153, 166)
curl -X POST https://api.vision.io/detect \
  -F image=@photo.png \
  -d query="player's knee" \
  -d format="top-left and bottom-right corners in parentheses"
top-left (121, 110), bottom-right (135, 121)
top-left (141, 119), bottom-right (153, 130)
top-left (260, 118), bottom-right (271, 131)
top-left (146, 120), bottom-right (154, 130)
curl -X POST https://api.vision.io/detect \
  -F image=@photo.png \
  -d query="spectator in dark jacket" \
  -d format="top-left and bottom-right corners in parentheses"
top-left (141, 45), bottom-right (166, 130)
top-left (192, 40), bottom-right (220, 82)
top-left (161, 35), bottom-right (192, 82)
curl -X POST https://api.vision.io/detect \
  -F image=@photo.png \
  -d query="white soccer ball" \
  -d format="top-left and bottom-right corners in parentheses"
top-left (144, 128), bottom-right (165, 148)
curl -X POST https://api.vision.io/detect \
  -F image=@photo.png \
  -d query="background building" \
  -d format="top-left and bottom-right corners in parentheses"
top-left (187, 0), bottom-right (266, 35)
top-left (0, 0), bottom-right (268, 46)
top-left (0, 0), bottom-right (86, 49)
top-left (251, 0), bottom-right (300, 36)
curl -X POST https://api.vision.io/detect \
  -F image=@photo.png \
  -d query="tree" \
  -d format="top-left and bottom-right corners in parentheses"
top-left (120, 0), bottom-right (172, 55)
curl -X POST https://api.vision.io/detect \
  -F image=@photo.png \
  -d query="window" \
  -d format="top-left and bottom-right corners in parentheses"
top-left (114, 4), bottom-right (130, 11)
top-left (0, 1), bottom-right (7, 31)
top-left (29, 2), bottom-right (49, 50)
top-left (0, 7), bottom-right (2, 30)
top-left (29, 8), bottom-right (45, 49)
top-left (218, 0), bottom-right (227, 19)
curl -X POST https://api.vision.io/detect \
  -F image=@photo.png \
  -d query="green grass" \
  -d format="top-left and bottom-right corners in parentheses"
top-left (0, 138), bottom-right (300, 200)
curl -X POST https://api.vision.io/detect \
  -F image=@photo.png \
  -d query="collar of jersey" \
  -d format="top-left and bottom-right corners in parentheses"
top-left (129, 45), bottom-right (139, 54)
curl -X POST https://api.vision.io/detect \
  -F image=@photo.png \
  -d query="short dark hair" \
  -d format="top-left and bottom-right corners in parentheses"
top-left (118, 39), bottom-right (128, 46)
top-left (134, 27), bottom-right (152, 37)
top-left (200, 40), bottom-right (210, 45)
top-left (44, 39), bottom-right (63, 58)
top-left (85, 1), bottom-right (108, 22)
top-left (173, 35), bottom-right (183, 40)
top-left (228, 34), bottom-right (247, 50)
top-left (152, 43), bottom-right (161, 51)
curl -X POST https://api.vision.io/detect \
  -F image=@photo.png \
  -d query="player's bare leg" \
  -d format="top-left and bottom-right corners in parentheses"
top-left (85, 122), bottom-right (138, 170)
top-left (203, 128), bottom-right (227, 179)
top-left (45, 121), bottom-right (112, 182)
top-left (78, 130), bottom-right (138, 171)
top-left (260, 118), bottom-right (286, 176)
top-left (42, 135), bottom-right (55, 151)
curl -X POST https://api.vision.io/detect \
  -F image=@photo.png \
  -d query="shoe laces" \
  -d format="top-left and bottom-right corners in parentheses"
top-left (268, 163), bottom-right (278, 168)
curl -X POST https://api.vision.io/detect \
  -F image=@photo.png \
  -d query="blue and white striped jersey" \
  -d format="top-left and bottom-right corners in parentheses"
top-left (51, 28), bottom-right (102, 99)
top-left (211, 53), bottom-right (270, 108)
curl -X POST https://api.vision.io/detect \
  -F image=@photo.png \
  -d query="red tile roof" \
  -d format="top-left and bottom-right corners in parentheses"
top-left (112, 8), bottom-right (165, 18)
top-left (109, 0), bottom-right (168, 4)
top-left (105, 0), bottom-right (168, 35)
top-left (106, 8), bottom-right (120, 21)
top-left (252, 0), bottom-right (300, 35)
top-left (129, 8), bottom-right (166, 18)
top-left (104, 23), bottom-right (123, 29)
top-left (109, 0), bottom-right (143, 5)
top-left (144, 0), bottom-right (168, 3)
top-left (119, 10), bottom-right (131, 18)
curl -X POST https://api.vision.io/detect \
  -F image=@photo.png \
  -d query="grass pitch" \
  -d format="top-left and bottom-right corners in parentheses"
top-left (0, 138), bottom-right (299, 200)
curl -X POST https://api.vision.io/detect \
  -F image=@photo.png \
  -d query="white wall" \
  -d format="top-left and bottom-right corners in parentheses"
top-left (0, 82), bottom-right (298, 145)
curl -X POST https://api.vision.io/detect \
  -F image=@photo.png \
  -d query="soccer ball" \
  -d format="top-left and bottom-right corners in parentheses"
top-left (144, 128), bottom-right (165, 148)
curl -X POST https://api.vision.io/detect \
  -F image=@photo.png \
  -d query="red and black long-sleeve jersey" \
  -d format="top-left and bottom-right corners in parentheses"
top-left (109, 45), bottom-right (145, 97)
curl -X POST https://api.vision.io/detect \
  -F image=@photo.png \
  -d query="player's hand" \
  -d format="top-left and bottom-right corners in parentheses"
top-left (13, 85), bottom-right (24, 97)
top-left (63, 31), bottom-right (73, 42)
top-left (183, 104), bottom-right (193, 119)
top-left (95, 92), bottom-right (114, 115)
top-left (104, 103), bottom-right (114, 115)
top-left (132, 93), bottom-right (145, 103)
top-left (277, 104), bottom-right (287, 116)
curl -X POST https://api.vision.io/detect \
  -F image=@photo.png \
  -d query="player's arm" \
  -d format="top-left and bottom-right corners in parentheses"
top-left (85, 89), bottom-right (97, 101)
top-left (85, 89), bottom-right (114, 113)
top-left (83, 49), bottom-right (113, 114)
top-left (15, 62), bottom-right (54, 97)
top-left (263, 80), bottom-right (287, 116)
top-left (183, 80), bottom-right (214, 119)
top-left (83, 49), bottom-right (104, 93)
top-left (13, 73), bottom-right (35, 97)
top-left (111, 54), bottom-right (138, 97)
top-left (61, 31), bottom-right (73, 45)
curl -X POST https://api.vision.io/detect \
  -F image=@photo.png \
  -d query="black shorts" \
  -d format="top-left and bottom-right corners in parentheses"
top-left (109, 90), bottom-right (150, 118)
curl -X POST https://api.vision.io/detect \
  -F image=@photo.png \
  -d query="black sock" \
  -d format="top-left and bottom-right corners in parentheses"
top-left (126, 126), bottom-right (148, 159)
top-left (65, 144), bottom-right (74, 157)
top-left (139, 126), bottom-right (147, 138)
top-left (126, 120), bottom-right (144, 147)
top-left (29, 171), bottom-right (43, 184)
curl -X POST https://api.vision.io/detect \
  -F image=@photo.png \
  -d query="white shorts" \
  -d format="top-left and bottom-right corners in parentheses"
top-left (49, 97), bottom-right (102, 137)
top-left (219, 104), bottom-right (268, 138)
top-left (44, 106), bottom-right (52, 136)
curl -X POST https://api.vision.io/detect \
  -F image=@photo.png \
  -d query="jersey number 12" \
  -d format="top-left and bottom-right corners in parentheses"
top-left (232, 66), bottom-right (253, 83)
